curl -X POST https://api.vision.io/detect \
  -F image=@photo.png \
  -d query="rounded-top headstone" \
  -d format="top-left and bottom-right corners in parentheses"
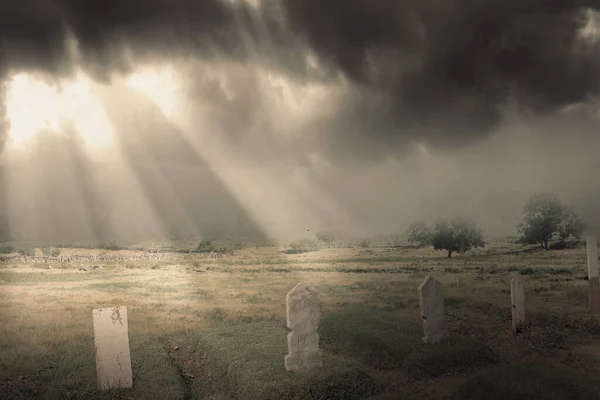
top-left (286, 282), bottom-right (320, 335)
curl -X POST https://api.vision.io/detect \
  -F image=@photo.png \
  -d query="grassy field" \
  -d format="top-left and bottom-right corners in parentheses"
top-left (2, 239), bottom-right (600, 399)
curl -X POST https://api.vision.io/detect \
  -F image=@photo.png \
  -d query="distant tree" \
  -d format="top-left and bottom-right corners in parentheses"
top-left (315, 230), bottom-right (336, 247)
top-left (406, 221), bottom-right (433, 247)
top-left (517, 193), bottom-right (586, 250)
top-left (17, 247), bottom-right (35, 257)
top-left (432, 217), bottom-right (484, 258)
top-left (287, 238), bottom-right (322, 254)
top-left (0, 215), bottom-right (9, 243)
top-left (358, 238), bottom-right (371, 248)
top-left (558, 205), bottom-right (586, 242)
top-left (41, 246), bottom-right (61, 257)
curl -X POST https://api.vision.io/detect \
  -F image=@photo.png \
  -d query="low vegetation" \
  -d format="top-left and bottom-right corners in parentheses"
top-left (0, 191), bottom-right (595, 399)
top-left (1, 237), bottom-right (600, 399)
top-left (405, 217), bottom-right (484, 258)
top-left (284, 238), bottom-right (323, 254)
top-left (517, 192), bottom-right (586, 250)
top-left (195, 239), bottom-right (243, 255)
top-left (41, 246), bottom-right (61, 257)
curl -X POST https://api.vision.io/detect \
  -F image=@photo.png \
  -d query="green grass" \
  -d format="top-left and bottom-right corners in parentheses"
top-left (448, 361), bottom-right (600, 400)
top-left (3, 240), bottom-right (600, 399)
top-left (319, 307), bottom-right (499, 376)
top-left (2, 335), bottom-right (185, 400)
top-left (402, 335), bottom-right (500, 377)
top-left (319, 307), bottom-right (423, 369)
top-left (0, 271), bottom-right (135, 285)
top-left (180, 321), bottom-right (385, 400)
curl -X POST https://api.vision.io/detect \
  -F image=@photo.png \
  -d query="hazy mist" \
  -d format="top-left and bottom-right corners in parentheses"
top-left (1, 1), bottom-right (599, 245)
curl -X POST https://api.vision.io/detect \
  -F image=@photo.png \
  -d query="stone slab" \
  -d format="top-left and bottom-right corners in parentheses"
top-left (92, 306), bottom-right (133, 390)
top-left (285, 282), bottom-right (322, 372)
top-left (418, 275), bottom-right (449, 344)
top-left (286, 282), bottom-right (320, 335)
top-left (588, 236), bottom-right (598, 279)
top-left (511, 277), bottom-right (526, 334)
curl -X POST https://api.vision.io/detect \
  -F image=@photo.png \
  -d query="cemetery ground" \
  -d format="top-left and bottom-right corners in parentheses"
top-left (2, 240), bottom-right (600, 399)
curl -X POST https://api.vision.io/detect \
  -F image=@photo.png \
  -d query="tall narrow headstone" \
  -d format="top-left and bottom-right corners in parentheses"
top-left (587, 236), bottom-right (600, 313)
top-left (93, 306), bottom-right (133, 390)
top-left (284, 282), bottom-right (323, 371)
top-left (511, 277), bottom-right (526, 334)
top-left (418, 275), bottom-right (449, 344)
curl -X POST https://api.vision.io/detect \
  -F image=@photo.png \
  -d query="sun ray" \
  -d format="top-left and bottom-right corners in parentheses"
top-left (124, 65), bottom-right (182, 120)
top-left (4, 74), bottom-right (62, 147)
top-left (121, 61), bottom-right (360, 243)
top-left (3, 71), bottom-right (116, 152)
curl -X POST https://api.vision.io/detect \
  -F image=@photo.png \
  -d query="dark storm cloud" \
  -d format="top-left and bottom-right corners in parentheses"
top-left (281, 0), bottom-right (600, 159)
top-left (0, 0), bottom-right (599, 159)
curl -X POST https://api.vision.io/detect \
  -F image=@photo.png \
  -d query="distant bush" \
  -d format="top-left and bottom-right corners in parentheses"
top-left (197, 239), bottom-right (241, 254)
top-left (406, 221), bottom-right (433, 247)
top-left (432, 217), bottom-right (484, 258)
top-left (358, 239), bottom-right (371, 248)
top-left (104, 241), bottom-right (123, 251)
top-left (197, 239), bottom-right (213, 252)
top-left (549, 239), bottom-right (584, 250)
top-left (285, 238), bottom-right (322, 254)
top-left (41, 246), bottom-right (61, 257)
top-left (0, 245), bottom-right (15, 254)
top-left (0, 215), bottom-right (9, 242)
top-left (517, 192), bottom-right (586, 250)
top-left (315, 230), bottom-right (336, 247)
top-left (17, 247), bottom-right (35, 257)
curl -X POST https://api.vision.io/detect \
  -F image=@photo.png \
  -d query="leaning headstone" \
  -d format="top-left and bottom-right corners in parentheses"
top-left (511, 277), bottom-right (526, 334)
top-left (92, 306), bottom-right (133, 390)
top-left (418, 275), bottom-right (449, 344)
top-left (587, 236), bottom-right (600, 313)
top-left (284, 282), bottom-right (323, 371)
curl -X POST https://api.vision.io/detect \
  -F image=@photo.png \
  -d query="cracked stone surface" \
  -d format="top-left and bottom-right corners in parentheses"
top-left (511, 277), bottom-right (526, 333)
top-left (418, 275), bottom-right (449, 344)
top-left (92, 306), bottom-right (133, 390)
top-left (285, 283), bottom-right (323, 371)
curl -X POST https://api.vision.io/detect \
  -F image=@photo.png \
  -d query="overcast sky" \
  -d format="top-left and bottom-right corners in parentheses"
top-left (0, 1), bottom-right (599, 245)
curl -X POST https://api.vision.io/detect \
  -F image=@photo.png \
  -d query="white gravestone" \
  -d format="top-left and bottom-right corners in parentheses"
top-left (510, 277), bottom-right (526, 334)
top-left (418, 275), bottom-right (449, 344)
top-left (284, 282), bottom-right (323, 371)
top-left (93, 306), bottom-right (133, 390)
top-left (587, 236), bottom-right (600, 313)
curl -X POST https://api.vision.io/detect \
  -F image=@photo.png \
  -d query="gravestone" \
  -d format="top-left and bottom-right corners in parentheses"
top-left (511, 277), bottom-right (526, 334)
top-left (418, 275), bottom-right (449, 344)
top-left (92, 306), bottom-right (133, 390)
top-left (588, 236), bottom-right (600, 313)
top-left (284, 282), bottom-right (323, 371)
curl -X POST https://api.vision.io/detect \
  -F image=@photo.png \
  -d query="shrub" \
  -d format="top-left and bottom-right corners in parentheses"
top-left (406, 221), bottom-right (433, 246)
top-left (517, 193), bottom-right (586, 250)
top-left (432, 217), bottom-right (484, 258)
top-left (41, 246), bottom-right (61, 257)
top-left (285, 238), bottom-right (322, 254)
top-left (315, 230), bottom-right (336, 247)
top-left (17, 247), bottom-right (35, 257)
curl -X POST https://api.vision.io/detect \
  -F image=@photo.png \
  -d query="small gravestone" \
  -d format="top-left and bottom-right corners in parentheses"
top-left (284, 282), bottom-right (323, 371)
top-left (511, 277), bottom-right (526, 334)
top-left (588, 236), bottom-right (600, 313)
top-left (418, 275), bottom-right (449, 344)
top-left (92, 306), bottom-right (133, 390)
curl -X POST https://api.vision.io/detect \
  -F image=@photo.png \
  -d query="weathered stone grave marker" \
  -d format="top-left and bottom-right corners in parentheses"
top-left (511, 277), bottom-right (526, 334)
top-left (588, 236), bottom-right (600, 313)
top-left (284, 282), bottom-right (323, 371)
top-left (92, 306), bottom-right (133, 390)
top-left (418, 275), bottom-right (449, 344)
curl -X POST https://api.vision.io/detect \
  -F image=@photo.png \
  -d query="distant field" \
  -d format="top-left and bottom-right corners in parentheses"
top-left (1, 240), bottom-right (600, 399)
